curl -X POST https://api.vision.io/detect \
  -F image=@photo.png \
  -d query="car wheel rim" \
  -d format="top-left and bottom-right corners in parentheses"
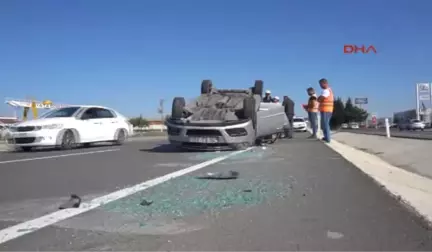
top-left (64, 132), bottom-right (75, 146)
top-left (118, 131), bottom-right (125, 142)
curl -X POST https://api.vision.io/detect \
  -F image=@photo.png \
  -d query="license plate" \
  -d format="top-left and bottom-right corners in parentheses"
top-left (16, 133), bottom-right (29, 137)
top-left (190, 137), bottom-right (219, 143)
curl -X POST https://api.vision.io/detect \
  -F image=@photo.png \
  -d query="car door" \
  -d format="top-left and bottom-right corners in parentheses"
top-left (77, 107), bottom-right (105, 142)
top-left (94, 108), bottom-right (118, 141)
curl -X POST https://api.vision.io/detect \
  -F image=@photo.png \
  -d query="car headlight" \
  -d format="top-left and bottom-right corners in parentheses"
top-left (39, 124), bottom-right (64, 130)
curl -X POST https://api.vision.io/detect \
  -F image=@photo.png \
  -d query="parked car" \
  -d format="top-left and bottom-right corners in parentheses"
top-left (341, 123), bottom-right (349, 129)
top-left (6, 105), bottom-right (133, 151)
top-left (398, 119), bottom-right (425, 131)
top-left (292, 117), bottom-right (307, 132)
top-left (165, 80), bottom-right (291, 150)
top-left (349, 122), bottom-right (359, 129)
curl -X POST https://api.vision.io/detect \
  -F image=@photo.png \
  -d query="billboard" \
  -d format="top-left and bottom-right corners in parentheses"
top-left (354, 98), bottom-right (368, 105)
top-left (416, 83), bottom-right (431, 117)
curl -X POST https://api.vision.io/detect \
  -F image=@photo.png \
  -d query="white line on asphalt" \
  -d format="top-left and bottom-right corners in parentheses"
top-left (0, 147), bottom-right (254, 244)
top-left (0, 149), bottom-right (121, 165)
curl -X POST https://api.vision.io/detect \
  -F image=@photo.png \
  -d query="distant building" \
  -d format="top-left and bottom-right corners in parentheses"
top-left (393, 108), bottom-right (432, 123)
top-left (393, 109), bottom-right (416, 122)
top-left (133, 119), bottom-right (166, 131)
top-left (147, 119), bottom-right (167, 131)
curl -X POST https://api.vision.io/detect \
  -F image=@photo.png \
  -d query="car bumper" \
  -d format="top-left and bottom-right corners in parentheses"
top-left (6, 129), bottom-right (60, 147)
top-left (166, 119), bottom-right (256, 150)
top-left (293, 125), bottom-right (307, 131)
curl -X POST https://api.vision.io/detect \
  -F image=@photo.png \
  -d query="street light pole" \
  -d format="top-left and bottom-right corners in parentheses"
top-left (158, 99), bottom-right (164, 132)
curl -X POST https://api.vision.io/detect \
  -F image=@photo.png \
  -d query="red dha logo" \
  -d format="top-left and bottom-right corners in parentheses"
top-left (344, 45), bottom-right (377, 54)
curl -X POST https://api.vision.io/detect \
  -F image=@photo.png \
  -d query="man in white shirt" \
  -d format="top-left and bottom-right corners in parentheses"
top-left (317, 78), bottom-right (334, 143)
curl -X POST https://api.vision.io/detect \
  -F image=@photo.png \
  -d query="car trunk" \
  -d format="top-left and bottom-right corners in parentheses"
top-left (185, 91), bottom-right (260, 121)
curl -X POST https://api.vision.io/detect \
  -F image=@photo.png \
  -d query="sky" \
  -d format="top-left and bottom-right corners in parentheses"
top-left (1, 0), bottom-right (432, 119)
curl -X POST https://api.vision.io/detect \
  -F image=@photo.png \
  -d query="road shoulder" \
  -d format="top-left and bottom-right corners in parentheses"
top-left (328, 132), bottom-right (432, 225)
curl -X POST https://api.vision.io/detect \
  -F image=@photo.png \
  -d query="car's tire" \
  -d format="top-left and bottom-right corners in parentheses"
top-left (60, 129), bottom-right (76, 150)
top-left (171, 97), bottom-right (186, 119)
top-left (243, 97), bottom-right (257, 128)
top-left (253, 80), bottom-right (263, 97)
top-left (20, 146), bottom-right (33, 152)
top-left (115, 129), bottom-right (127, 145)
top-left (201, 80), bottom-right (212, 94)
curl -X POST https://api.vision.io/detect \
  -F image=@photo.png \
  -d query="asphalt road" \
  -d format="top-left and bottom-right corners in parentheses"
top-left (0, 134), bottom-right (431, 251)
top-left (340, 128), bottom-right (432, 140)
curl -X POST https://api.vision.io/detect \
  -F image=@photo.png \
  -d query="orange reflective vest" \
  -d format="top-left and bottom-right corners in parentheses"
top-left (307, 96), bottom-right (319, 113)
top-left (319, 88), bottom-right (334, 113)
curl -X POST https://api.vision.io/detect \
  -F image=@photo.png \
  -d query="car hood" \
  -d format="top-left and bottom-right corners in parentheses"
top-left (15, 118), bottom-right (75, 127)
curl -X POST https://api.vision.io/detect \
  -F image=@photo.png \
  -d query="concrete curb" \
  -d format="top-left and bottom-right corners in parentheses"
top-left (308, 128), bottom-right (432, 226)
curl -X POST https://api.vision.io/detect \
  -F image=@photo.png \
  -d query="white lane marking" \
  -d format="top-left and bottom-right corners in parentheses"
top-left (0, 147), bottom-right (254, 244)
top-left (0, 149), bottom-right (121, 165)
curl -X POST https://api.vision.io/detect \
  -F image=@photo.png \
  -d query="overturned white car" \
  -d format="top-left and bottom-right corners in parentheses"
top-left (165, 80), bottom-right (291, 150)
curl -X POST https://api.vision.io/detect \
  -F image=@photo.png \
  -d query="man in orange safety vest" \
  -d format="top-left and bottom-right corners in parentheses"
top-left (317, 78), bottom-right (334, 143)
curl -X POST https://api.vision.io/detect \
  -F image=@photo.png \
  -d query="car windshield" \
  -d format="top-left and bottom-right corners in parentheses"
top-left (412, 119), bottom-right (421, 123)
top-left (293, 118), bottom-right (304, 122)
top-left (41, 107), bottom-right (81, 118)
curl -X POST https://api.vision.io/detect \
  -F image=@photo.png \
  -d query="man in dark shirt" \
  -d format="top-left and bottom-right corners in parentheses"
top-left (282, 95), bottom-right (295, 138)
top-left (262, 90), bottom-right (273, 103)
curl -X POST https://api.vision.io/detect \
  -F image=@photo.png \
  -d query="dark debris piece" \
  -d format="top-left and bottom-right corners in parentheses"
top-left (140, 199), bottom-right (153, 206)
top-left (243, 189), bottom-right (252, 192)
top-left (59, 194), bottom-right (82, 210)
top-left (196, 171), bottom-right (239, 180)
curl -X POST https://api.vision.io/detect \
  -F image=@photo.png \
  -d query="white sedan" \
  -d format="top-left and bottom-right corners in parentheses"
top-left (6, 105), bottom-right (133, 152)
top-left (292, 117), bottom-right (308, 132)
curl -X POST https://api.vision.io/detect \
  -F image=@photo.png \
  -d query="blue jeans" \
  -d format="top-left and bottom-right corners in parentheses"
top-left (308, 112), bottom-right (318, 136)
top-left (320, 112), bottom-right (332, 142)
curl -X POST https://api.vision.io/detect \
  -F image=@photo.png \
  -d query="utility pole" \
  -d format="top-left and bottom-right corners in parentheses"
top-left (158, 99), bottom-right (164, 132)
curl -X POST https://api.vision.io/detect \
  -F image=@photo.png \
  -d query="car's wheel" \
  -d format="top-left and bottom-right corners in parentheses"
top-left (243, 97), bottom-right (257, 129)
top-left (60, 129), bottom-right (76, 150)
top-left (253, 80), bottom-right (263, 97)
top-left (171, 97), bottom-right (186, 119)
top-left (115, 129), bottom-right (127, 145)
top-left (201, 80), bottom-right (212, 94)
top-left (20, 146), bottom-right (33, 152)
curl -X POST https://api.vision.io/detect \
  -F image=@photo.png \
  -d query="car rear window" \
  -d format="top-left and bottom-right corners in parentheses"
top-left (293, 118), bottom-right (304, 122)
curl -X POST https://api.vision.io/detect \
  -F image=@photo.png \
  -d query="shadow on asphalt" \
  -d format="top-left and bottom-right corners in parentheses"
top-left (139, 144), bottom-right (233, 153)
top-left (11, 143), bottom-right (115, 153)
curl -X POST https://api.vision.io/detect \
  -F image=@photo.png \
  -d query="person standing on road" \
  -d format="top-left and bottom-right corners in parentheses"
top-left (317, 78), bottom-right (334, 143)
top-left (305, 87), bottom-right (319, 138)
top-left (282, 95), bottom-right (295, 138)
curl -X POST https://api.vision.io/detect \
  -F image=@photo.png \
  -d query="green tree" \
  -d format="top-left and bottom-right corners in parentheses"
top-left (330, 97), bottom-right (345, 129)
top-left (129, 115), bottom-right (149, 127)
top-left (344, 97), bottom-right (368, 123)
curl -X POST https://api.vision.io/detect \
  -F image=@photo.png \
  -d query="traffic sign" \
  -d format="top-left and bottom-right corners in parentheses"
top-left (371, 116), bottom-right (377, 124)
top-left (354, 98), bottom-right (368, 105)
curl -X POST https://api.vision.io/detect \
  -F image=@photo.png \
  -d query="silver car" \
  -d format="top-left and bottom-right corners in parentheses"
top-left (399, 119), bottom-right (425, 131)
top-left (166, 80), bottom-right (290, 150)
